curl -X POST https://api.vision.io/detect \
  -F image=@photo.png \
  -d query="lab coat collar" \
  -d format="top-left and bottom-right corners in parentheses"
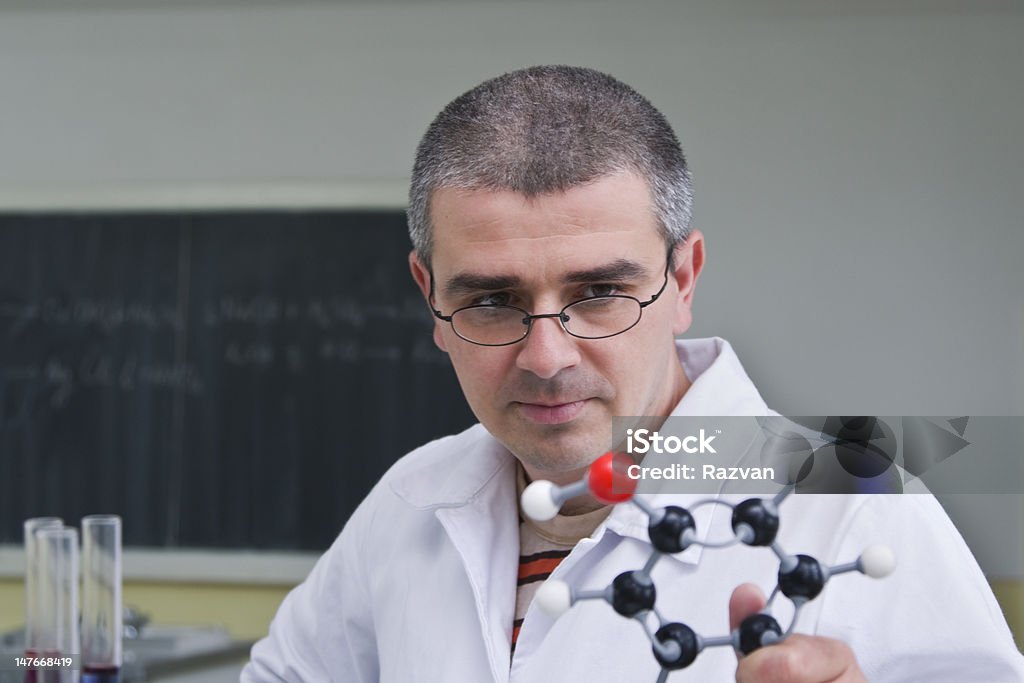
top-left (389, 425), bottom-right (515, 509)
top-left (673, 337), bottom-right (772, 417)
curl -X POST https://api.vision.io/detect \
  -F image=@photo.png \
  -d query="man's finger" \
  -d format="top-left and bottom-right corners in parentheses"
top-left (736, 634), bottom-right (865, 683)
top-left (728, 583), bottom-right (767, 632)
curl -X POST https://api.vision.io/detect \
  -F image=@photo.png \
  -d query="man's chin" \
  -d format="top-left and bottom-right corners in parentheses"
top-left (487, 407), bottom-right (611, 473)
top-left (506, 433), bottom-right (607, 480)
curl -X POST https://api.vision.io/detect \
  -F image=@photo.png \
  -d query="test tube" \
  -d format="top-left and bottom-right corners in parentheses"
top-left (36, 526), bottom-right (80, 683)
top-left (81, 516), bottom-right (122, 683)
top-left (23, 518), bottom-right (64, 683)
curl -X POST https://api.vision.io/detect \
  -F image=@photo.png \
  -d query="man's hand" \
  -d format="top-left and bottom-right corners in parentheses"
top-left (729, 583), bottom-right (868, 683)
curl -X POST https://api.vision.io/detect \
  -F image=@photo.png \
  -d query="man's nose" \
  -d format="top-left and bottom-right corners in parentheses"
top-left (514, 314), bottom-right (582, 380)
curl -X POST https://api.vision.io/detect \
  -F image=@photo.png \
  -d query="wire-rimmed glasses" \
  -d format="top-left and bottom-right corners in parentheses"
top-left (430, 256), bottom-right (671, 347)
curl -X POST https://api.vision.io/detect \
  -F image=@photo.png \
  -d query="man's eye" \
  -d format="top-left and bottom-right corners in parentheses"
top-left (471, 292), bottom-right (512, 306)
top-left (580, 283), bottom-right (621, 298)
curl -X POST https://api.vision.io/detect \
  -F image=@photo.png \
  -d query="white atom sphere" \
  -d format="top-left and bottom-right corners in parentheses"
top-left (859, 545), bottom-right (897, 578)
top-left (521, 480), bottom-right (561, 521)
top-left (535, 580), bottom-right (573, 616)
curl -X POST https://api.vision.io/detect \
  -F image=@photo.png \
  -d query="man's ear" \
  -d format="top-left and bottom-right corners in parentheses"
top-left (409, 250), bottom-right (432, 299)
top-left (409, 250), bottom-right (449, 353)
top-left (670, 229), bottom-right (706, 336)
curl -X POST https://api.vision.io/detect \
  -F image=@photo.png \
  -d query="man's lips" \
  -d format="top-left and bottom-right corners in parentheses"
top-left (515, 399), bottom-right (588, 425)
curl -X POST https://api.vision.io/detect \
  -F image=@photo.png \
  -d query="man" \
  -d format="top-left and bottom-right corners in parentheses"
top-left (243, 66), bottom-right (1023, 681)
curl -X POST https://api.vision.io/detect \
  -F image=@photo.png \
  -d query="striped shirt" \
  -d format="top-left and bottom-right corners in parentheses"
top-left (512, 463), bottom-right (612, 657)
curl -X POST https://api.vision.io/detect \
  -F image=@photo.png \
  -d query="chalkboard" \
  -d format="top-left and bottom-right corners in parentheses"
top-left (0, 211), bottom-right (476, 550)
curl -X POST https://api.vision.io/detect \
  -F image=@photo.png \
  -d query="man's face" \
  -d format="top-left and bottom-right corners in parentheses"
top-left (410, 171), bottom-right (704, 483)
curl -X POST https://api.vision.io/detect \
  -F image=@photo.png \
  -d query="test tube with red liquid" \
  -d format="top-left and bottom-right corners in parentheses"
top-left (36, 526), bottom-right (79, 683)
top-left (81, 516), bottom-right (122, 683)
top-left (23, 518), bottom-right (64, 683)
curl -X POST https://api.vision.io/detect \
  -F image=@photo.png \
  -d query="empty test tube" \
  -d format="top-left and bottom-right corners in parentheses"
top-left (36, 526), bottom-right (80, 683)
top-left (23, 518), bottom-right (64, 683)
top-left (24, 519), bottom-right (63, 656)
top-left (81, 516), bottom-right (122, 683)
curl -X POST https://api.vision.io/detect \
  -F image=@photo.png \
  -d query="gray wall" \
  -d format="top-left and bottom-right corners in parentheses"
top-left (1, 0), bottom-right (1021, 577)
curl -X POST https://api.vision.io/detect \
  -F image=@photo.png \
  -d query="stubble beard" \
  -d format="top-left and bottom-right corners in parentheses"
top-left (503, 413), bottom-right (611, 478)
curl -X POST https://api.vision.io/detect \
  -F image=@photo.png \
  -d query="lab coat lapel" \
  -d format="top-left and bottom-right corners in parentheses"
top-left (432, 443), bottom-right (519, 683)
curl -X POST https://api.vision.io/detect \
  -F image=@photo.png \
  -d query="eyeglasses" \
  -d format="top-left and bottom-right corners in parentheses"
top-left (429, 255), bottom-right (671, 347)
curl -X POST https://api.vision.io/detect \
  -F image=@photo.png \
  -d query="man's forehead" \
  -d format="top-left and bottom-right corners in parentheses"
top-left (427, 173), bottom-right (664, 270)
top-left (429, 172), bottom-right (654, 223)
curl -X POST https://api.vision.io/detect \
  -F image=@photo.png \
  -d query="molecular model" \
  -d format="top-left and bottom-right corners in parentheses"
top-left (521, 452), bottom-right (896, 683)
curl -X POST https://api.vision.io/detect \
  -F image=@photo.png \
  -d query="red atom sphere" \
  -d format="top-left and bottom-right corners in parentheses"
top-left (587, 452), bottom-right (637, 503)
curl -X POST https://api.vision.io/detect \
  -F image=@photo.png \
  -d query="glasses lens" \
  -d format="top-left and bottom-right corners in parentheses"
top-left (451, 306), bottom-right (528, 345)
top-left (563, 297), bottom-right (642, 339)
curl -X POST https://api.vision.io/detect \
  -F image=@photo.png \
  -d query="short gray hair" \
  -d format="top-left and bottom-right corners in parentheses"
top-left (407, 65), bottom-right (694, 268)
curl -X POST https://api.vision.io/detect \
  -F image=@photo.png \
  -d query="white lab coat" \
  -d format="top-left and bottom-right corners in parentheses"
top-left (243, 338), bottom-right (1024, 682)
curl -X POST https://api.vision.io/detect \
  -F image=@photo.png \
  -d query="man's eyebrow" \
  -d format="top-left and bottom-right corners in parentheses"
top-left (441, 259), bottom-right (651, 297)
top-left (442, 273), bottom-right (523, 298)
top-left (563, 259), bottom-right (649, 284)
